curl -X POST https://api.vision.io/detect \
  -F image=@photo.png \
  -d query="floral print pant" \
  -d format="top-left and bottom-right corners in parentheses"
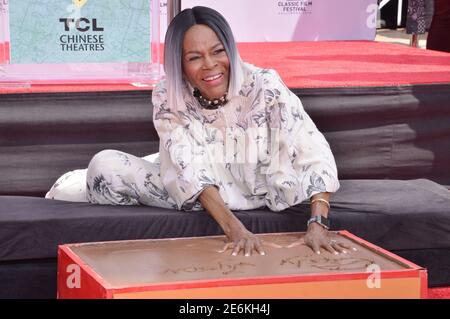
top-left (86, 150), bottom-right (180, 210)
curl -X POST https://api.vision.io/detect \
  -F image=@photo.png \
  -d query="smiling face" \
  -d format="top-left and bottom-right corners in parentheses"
top-left (182, 24), bottom-right (230, 100)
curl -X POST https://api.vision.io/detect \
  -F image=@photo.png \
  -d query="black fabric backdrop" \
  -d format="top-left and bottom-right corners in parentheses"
top-left (1, 85), bottom-right (449, 197)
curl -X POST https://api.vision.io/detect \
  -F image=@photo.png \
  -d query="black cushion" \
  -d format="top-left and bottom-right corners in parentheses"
top-left (1, 179), bottom-right (448, 262)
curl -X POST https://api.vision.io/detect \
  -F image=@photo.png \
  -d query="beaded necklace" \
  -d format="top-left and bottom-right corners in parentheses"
top-left (193, 88), bottom-right (228, 110)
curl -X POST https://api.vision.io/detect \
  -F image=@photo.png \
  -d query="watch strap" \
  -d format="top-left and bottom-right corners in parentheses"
top-left (307, 215), bottom-right (330, 230)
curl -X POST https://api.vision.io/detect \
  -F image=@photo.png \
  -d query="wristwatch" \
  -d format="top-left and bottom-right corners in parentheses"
top-left (307, 215), bottom-right (330, 230)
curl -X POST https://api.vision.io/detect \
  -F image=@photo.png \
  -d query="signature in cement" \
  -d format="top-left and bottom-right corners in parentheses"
top-left (280, 255), bottom-right (375, 271)
top-left (162, 261), bottom-right (257, 276)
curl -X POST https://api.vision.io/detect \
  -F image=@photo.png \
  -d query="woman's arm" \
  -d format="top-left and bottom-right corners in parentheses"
top-left (199, 186), bottom-right (265, 257)
top-left (152, 82), bottom-right (219, 211)
top-left (310, 192), bottom-right (330, 218)
top-left (305, 192), bottom-right (354, 254)
top-left (260, 69), bottom-right (351, 254)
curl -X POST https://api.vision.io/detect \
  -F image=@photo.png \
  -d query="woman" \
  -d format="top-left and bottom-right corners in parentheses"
top-left (406, 0), bottom-right (434, 47)
top-left (47, 6), bottom-right (352, 257)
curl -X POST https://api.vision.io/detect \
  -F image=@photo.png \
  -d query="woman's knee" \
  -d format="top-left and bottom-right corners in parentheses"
top-left (87, 149), bottom-right (126, 174)
top-left (86, 150), bottom-right (126, 204)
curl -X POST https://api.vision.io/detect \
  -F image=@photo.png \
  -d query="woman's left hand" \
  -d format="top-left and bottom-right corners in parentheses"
top-left (304, 223), bottom-right (354, 255)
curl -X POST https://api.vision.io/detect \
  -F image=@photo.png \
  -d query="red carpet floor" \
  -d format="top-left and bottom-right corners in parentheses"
top-left (239, 41), bottom-right (450, 88)
top-left (428, 287), bottom-right (450, 299)
top-left (2, 41), bottom-right (450, 94)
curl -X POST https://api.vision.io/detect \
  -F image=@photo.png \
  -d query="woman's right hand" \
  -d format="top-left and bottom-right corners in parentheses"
top-left (198, 186), bottom-right (266, 257)
top-left (225, 221), bottom-right (266, 257)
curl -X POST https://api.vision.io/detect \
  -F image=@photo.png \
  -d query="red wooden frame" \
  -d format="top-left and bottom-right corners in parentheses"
top-left (57, 230), bottom-right (428, 299)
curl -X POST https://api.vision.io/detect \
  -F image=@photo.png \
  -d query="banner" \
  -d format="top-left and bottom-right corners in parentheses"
top-left (8, 0), bottom-right (151, 64)
top-left (160, 0), bottom-right (378, 42)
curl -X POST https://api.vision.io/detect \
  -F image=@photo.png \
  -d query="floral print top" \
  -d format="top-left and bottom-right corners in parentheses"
top-left (152, 62), bottom-right (340, 212)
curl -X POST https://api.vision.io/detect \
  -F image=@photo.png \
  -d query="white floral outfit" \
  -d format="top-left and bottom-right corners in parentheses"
top-left (46, 63), bottom-right (340, 212)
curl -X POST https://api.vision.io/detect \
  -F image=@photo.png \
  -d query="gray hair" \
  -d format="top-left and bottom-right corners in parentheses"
top-left (164, 6), bottom-right (244, 111)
